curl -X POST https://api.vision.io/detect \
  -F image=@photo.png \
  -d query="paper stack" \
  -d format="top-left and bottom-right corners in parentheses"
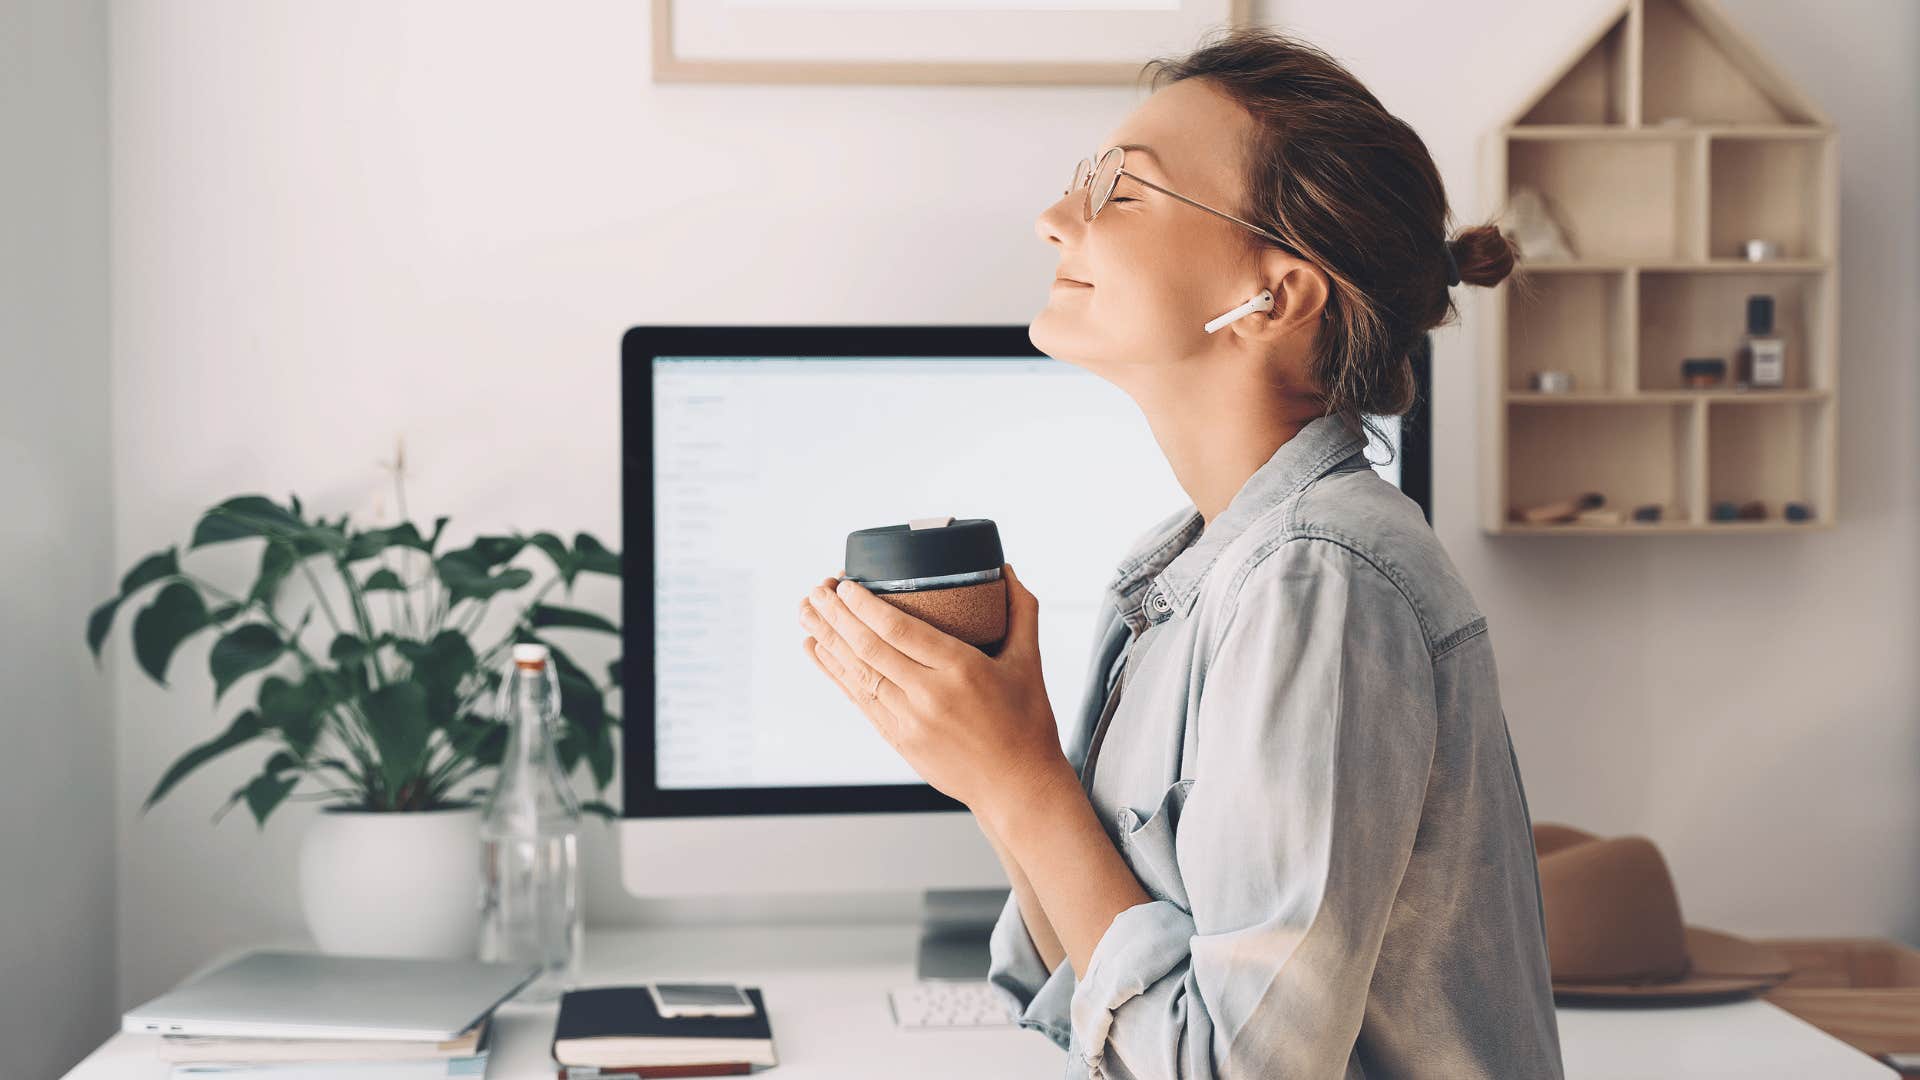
top-left (157, 1018), bottom-right (492, 1080)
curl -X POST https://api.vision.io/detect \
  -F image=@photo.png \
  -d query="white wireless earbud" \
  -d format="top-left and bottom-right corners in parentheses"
top-left (1203, 289), bottom-right (1274, 334)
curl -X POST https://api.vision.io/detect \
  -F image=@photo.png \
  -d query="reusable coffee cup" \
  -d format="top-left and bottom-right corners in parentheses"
top-left (842, 516), bottom-right (1007, 653)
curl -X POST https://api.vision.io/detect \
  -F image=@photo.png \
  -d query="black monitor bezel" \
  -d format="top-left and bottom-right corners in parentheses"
top-left (620, 325), bottom-right (1432, 818)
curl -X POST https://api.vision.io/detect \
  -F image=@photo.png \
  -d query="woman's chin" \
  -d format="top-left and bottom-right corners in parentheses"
top-left (1028, 314), bottom-right (1098, 373)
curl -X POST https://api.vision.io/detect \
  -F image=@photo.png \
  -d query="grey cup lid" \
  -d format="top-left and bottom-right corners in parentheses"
top-left (844, 517), bottom-right (1003, 583)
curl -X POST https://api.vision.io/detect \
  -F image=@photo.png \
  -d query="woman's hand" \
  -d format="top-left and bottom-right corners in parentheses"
top-left (797, 563), bottom-right (1074, 819)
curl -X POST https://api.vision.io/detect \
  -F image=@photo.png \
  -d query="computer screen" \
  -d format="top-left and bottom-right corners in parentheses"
top-left (622, 327), bottom-right (1429, 817)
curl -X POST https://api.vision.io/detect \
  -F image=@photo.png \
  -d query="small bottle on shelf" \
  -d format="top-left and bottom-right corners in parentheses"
top-left (1736, 295), bottom-right (1785, 390)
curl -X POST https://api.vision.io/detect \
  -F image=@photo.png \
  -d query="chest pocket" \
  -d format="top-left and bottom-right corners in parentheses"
top-left (1114, 777), bottom-right (1197, 911)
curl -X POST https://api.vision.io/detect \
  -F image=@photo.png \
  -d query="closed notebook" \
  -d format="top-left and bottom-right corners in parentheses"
top-left (558, 1066), bottom-right (751, 1079)
top-left (551, 988), bottom-right (774, 1069)
top-left (168, 1059), bottom-right (486, 1080)
top-left (160, 1020), bottom-right (488, 1064)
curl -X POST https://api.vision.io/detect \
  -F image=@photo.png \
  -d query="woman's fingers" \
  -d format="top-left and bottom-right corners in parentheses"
top-left (829, 578), bottom-right (964, 668)
top-left (800, 592), bottom-right (906, 712)
top-left (805, 581), bottom-right (928, 687)
top-left (801, 635), bottom-right (912, 749)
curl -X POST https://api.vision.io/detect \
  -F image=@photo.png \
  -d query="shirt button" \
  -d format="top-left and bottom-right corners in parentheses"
top-left (1150, 591), bottom-right (1172, 614)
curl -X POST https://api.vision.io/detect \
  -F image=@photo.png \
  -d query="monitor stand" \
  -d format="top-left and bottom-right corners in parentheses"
top-left (916, 887), bottom-right (1010, 980)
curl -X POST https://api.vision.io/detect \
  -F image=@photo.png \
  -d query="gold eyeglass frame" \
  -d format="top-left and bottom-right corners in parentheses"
top-left (1068, 145), bottom-right (1303, 258)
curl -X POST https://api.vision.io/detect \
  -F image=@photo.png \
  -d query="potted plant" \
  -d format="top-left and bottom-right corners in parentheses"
top-left (87, 472), bottom-right (622, 959)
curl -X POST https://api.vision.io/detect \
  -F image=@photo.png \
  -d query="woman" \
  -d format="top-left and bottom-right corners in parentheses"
top-left (796, 27), bottom-right (1562, 1080)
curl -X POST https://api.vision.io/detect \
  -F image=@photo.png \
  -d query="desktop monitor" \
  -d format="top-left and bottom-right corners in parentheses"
top-left (619, 326), bottom-right (1431, 921)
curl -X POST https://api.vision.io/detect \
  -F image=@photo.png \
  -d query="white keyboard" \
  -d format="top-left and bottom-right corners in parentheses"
top-left (887, 980), bottom-right (1017, 1029)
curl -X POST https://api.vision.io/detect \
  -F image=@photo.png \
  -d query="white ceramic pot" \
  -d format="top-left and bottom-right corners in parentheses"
top-left (298, 805), bottom-right (482, 958)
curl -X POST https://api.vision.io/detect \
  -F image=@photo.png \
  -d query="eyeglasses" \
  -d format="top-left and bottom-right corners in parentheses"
top-left (1067, 145), bottom-right (1303, 258)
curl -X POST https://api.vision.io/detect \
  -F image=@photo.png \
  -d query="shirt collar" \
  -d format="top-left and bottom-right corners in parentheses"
top-left (1108, 413), bottom-right (1371, 624)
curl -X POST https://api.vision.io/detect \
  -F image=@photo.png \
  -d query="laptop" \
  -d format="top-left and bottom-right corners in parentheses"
top-left (122, 950), bottom-right (541, 1040)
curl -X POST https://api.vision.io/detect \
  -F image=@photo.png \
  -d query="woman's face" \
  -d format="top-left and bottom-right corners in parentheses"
top-left (1029, 78), bottom-right (1324, 393)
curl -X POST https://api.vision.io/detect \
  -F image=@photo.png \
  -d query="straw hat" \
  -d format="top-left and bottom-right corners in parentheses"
top-left (1534, 823), bottom-right (1792, 1003)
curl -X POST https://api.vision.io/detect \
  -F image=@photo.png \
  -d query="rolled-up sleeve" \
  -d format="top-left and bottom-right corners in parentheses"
top-left (988, 886), bottom-right (1075, 1049)
top-left (1068, 537), bottom-right (1439, 1078)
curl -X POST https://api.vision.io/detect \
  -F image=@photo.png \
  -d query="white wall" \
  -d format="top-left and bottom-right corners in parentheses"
top-left (105, 0), bottom-right (1918, 1015)
top-left (1, 0), bottom-right (118, 1075)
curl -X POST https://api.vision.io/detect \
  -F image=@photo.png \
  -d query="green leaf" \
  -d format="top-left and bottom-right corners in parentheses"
top-left (527, 532), bottom-right (577, 589)
top-left (121, 549), bottom-right (182, 596)
top-left (345, 529), bottom-right (386, 562)
top-left (361, 567), bottom-right (406, 592)
top-left (580, 800), bottom-right (619, 820)
top-left (573, 532), bottom-right (620, 577)
top-left (446, 714), bottom-right (508, 769)
top-left (191, 495), bottom-right (347, 557)
top-left (607, 658), bottom-right (622, 688)
top-left (144, 710), bottom-right (266, 811)
top-left (132, 581), bottom-right (211, 684)
top-left (585, 729), bottom-right (615, 789)
top-left (88, 548), bottom-right (184, 659)
top-left (435, 552), bottom-right (532, 605)
top-left (294, 521), bottom-right (350, 558)
top-left (556, 728), bottom-right (584, 774)
top-left (530, 604), bottom-right (617, 635)
top-left (426, 516), bottom-right (450, 554)
top-left (395, 631), bottom-right (476, 725)
top-left (190, 496), bottom-right (305, 548)
top-left (250, 540), bottom-right (297, 606)
top-left (208, 602), bottom-right (247, 624)
top-left (346, 523), bottom-right (428, 563)
top-left (242, 772), bottom-right (299, 827)
top-left (210, 625), bottom-right (276, 697)
top-left (467, 534), bottom-right (527, 567)
top-left (536, 640), bottom-right (607, 743)
top-left (258, 674), bottom-right (328, 758)
top-left (86, 597), bottom-right (121, 661)
top-left (209, 623), bottom-right (284, 702)
top-left (329, 632), bottom-right (370, 666)
top-left (363, 682), bottom-right (431, 800)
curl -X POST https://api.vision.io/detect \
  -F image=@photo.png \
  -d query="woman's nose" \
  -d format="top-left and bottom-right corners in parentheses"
top-left (1034, 188), bottom-right (1080, 248)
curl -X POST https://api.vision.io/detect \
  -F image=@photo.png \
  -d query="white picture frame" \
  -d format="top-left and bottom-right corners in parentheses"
top-left (651, 0), bottom-right (1253, 85)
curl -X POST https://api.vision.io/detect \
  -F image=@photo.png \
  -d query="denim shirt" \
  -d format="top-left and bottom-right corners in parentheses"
top-left (986, 413), bottom-right (1565, 1080)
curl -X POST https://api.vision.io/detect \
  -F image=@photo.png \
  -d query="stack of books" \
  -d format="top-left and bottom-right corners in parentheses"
top-left (552, 987), bottom-right (777, 1079)
top-left (157, 1019), bottom-right (492, 1079)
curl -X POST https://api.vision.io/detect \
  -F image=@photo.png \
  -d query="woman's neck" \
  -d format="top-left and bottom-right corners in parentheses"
top-left (1132, 365), bottom-right (1321, 529)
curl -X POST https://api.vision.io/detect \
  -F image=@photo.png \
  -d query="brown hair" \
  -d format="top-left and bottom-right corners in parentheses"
top-left (1141, 27), bottom-right (1517, 433)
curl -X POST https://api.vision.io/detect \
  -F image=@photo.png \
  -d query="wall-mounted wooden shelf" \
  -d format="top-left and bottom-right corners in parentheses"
top-left (1482, 0), bottom-right (1839, 536)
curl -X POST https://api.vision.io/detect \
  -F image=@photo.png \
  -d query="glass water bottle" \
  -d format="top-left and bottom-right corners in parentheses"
top-left (478, 642), bottom-right (583, 1001)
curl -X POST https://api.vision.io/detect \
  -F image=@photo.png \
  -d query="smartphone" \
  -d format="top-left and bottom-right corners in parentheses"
top-left (647, 982), bottom-right (756, 1019)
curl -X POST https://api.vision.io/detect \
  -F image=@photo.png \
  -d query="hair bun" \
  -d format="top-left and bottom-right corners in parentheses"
top-left (1448, 224), bottom-right (1517, 288)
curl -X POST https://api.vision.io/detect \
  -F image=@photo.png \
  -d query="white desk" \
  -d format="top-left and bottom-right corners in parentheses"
top-left (67, 924), bottom-right (1895, 1079)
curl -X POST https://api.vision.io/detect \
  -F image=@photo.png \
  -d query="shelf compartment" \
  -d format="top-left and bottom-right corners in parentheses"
top-left (1641, 0), bottom-right (1816, 125)
top-left (1518, 257), bottom-right (1827, 272)
top-left (1506, 389), bottom-right (1828, 404)
top-left (1706, 398), bottom-right (1831, 523)
top-left (1637, 270), bottom-right (1826, 392)
top-left (1709, 135), bottom-right (1832, 260)
top-left (1517, 10), bottom-right (1633, 126)
top-left (1507, 401), bottom-right (1696, 525)
top-left (1509, 136), bottom-right (1702, 262)
top-left (1505, 271), bottom-right (1633, 394)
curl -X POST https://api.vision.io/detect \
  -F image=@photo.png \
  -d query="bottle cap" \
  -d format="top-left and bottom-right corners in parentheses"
top-left (844, 517), bottom-right (1003, 584)
top-left (1746, 295), bottom-right (1775, 335)
top-left (512, 642), bottom-right (549, 669)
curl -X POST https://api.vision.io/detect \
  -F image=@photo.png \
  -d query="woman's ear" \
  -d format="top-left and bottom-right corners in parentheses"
top-left (1229, 256), bottom-right (1328, 342)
